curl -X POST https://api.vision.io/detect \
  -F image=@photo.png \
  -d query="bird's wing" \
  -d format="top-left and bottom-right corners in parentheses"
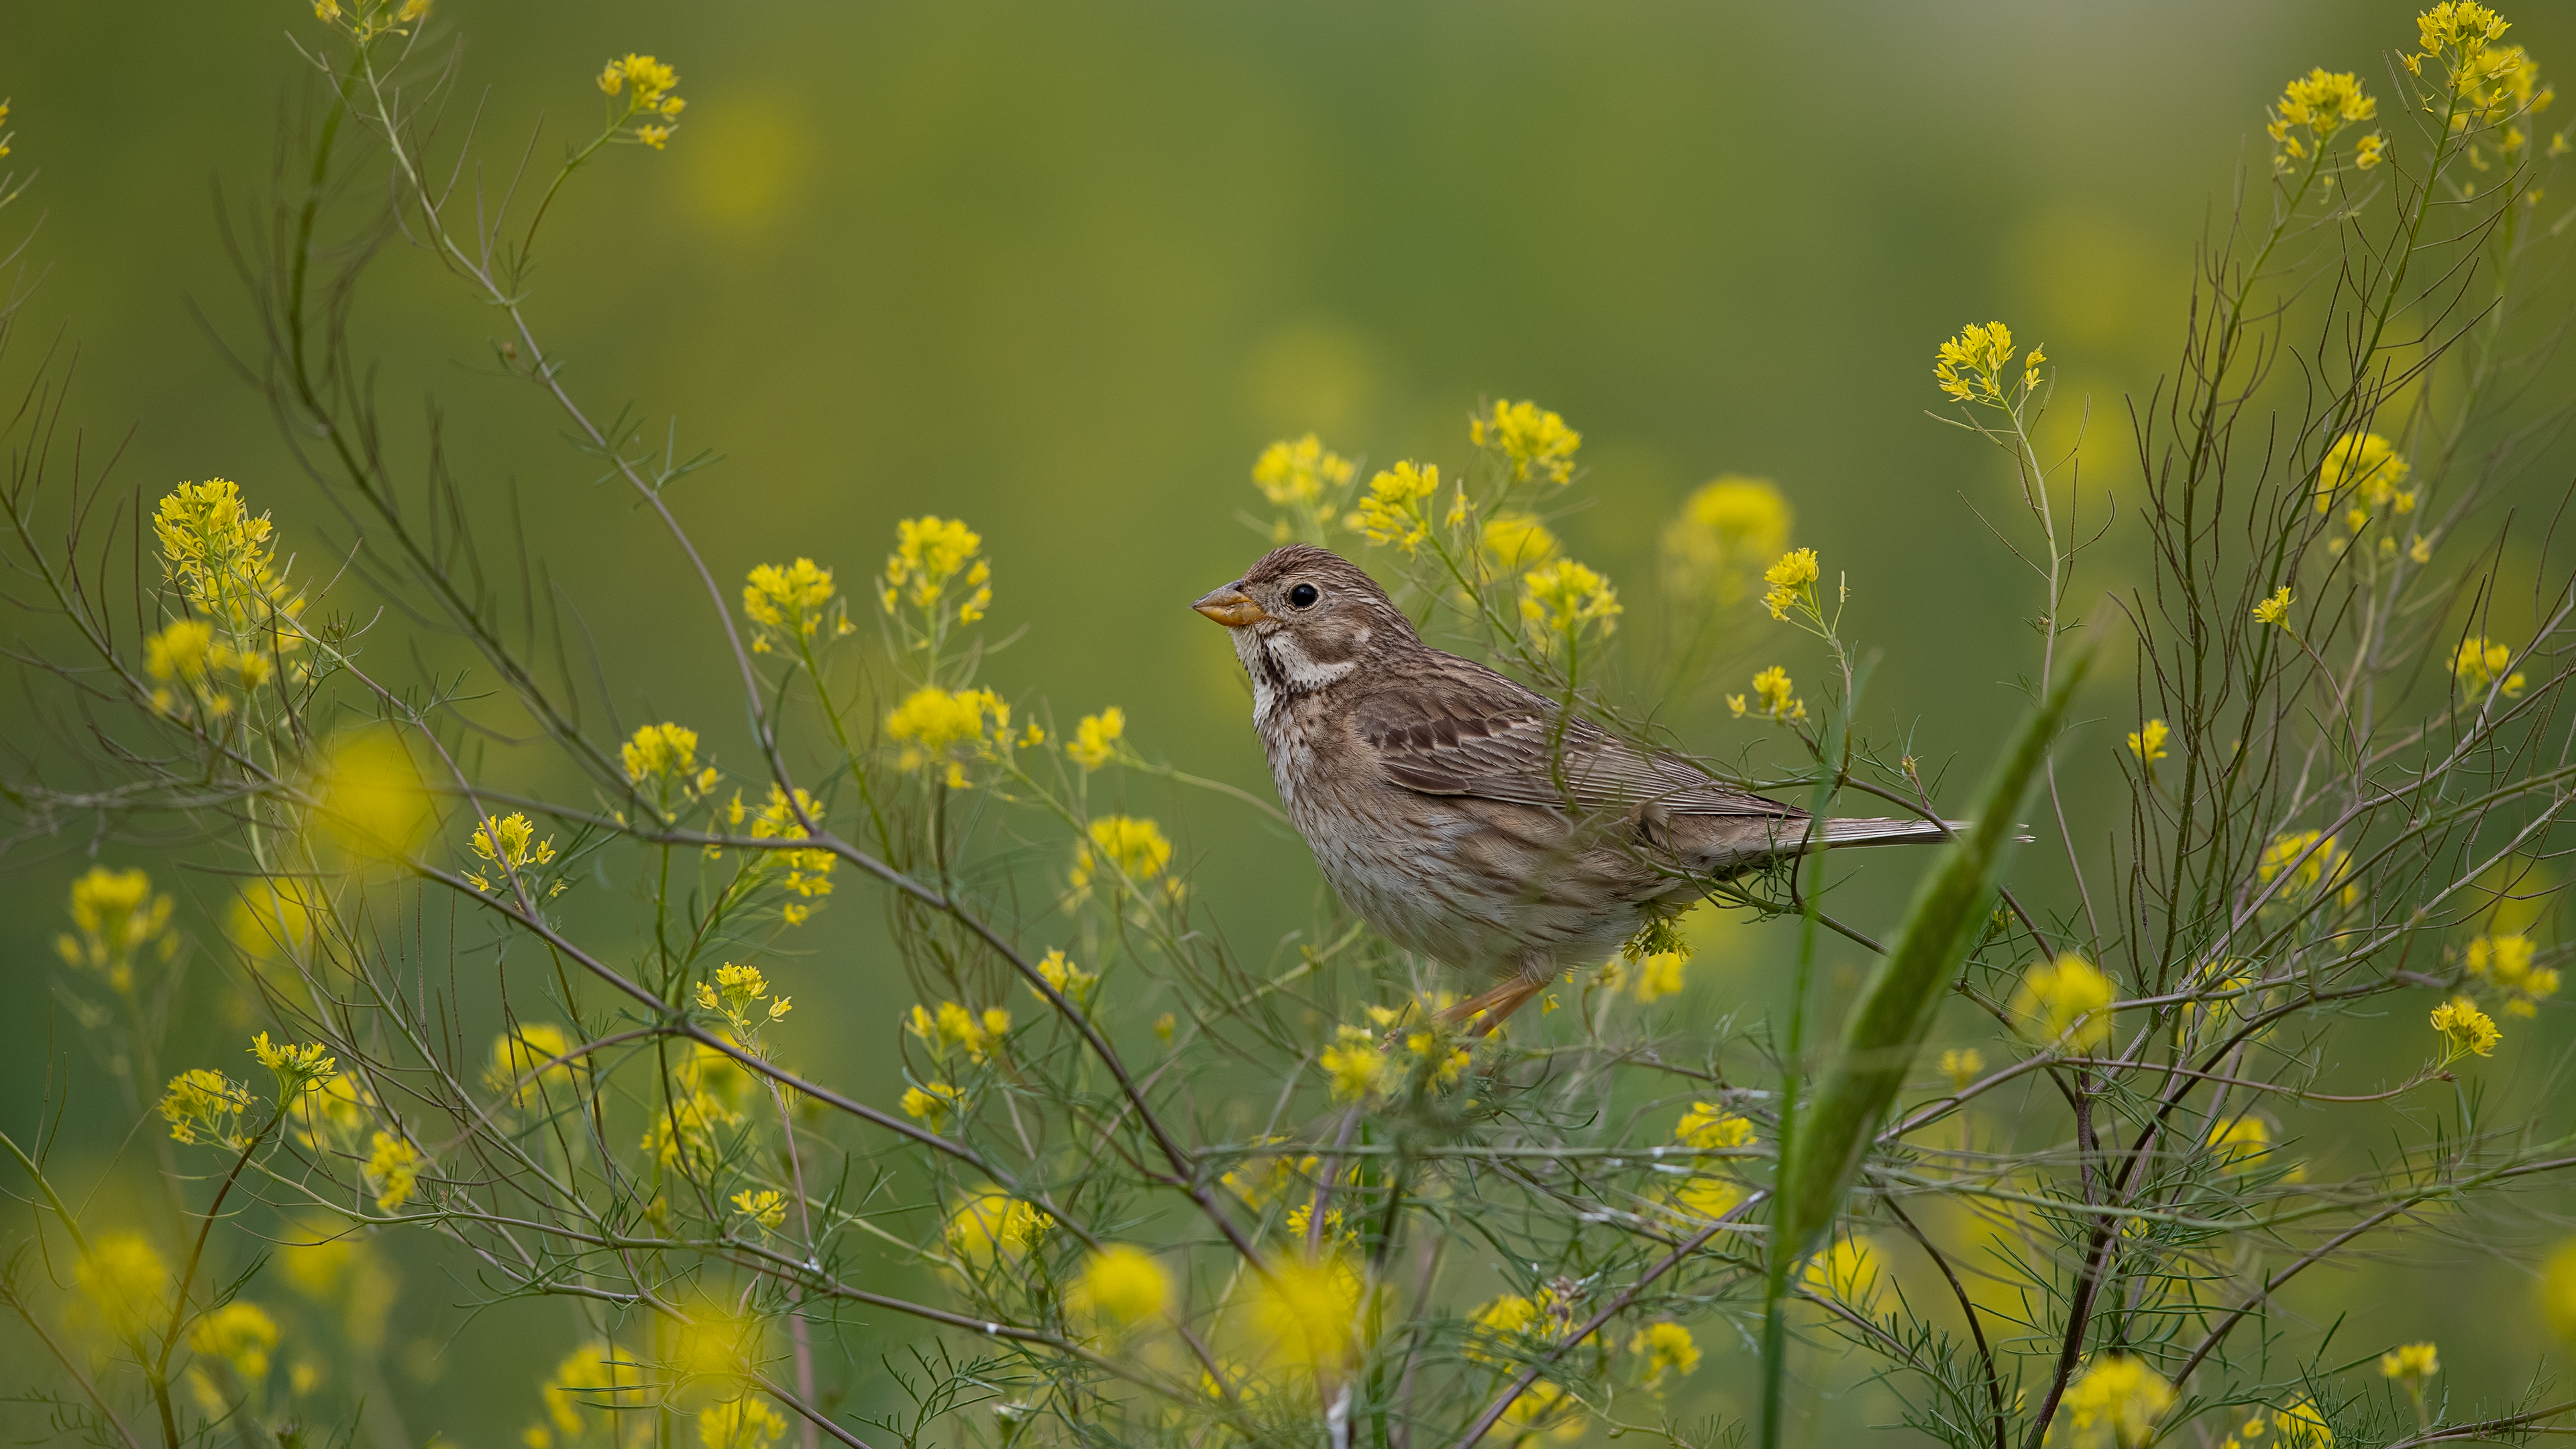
top-left (1352, 655), bottom-right (1794, 819)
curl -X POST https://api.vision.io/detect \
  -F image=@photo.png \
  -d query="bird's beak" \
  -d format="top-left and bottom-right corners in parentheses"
top-left (1193, 584), bottom-right (1270, 629)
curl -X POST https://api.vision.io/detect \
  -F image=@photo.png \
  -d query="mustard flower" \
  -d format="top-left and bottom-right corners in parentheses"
top-left (1032, 948), bottom-right (1099, 1008)
top-left (2208, 1115), bottom-right (2277, 1172)
top-left (945, 1191), bottom-right (1051, 1265)
top-left (1628, 1321), bottom-right (1701, 1388)
top-left (1066, 706), bottom-right (1125, 769)
top-left (2432, 995), bottom-right (2501, 1060)
top-left (1252, 433), bottom-right (1355, 507)
top-left (364, 1130), bottom-right (423, 1211)
top-left (698, 1399), bottom-right (786, 1449)
top-left (1068, 814), bottom-right (1173, 900)
top-left (2060, 1354), bottom-right (2174, 1449)
top-left (598, 54), bottom-right (686, 149)
top-left (2417, 2), bottom-right (2510, 59)
top-left (879, 515), bottom-right (991, 622)
top-left (2013, 953), bottom-right (2116, 1052)
top-left (160, 1068), bottom-right (253, 1147)
top-left (1934, 321), bottom-right (2024, 402)
top-left (900, 1081), bottom-right (965, 1131)
top-left (2271, 1398), bottom-right (2333, 1448)
top-left (1220, 1140), bottom-right (1320, 1208)
top-left (1348, 461), bottom-right (1440, 553)
top-left (1401, 1027), bottom-right (1472, 1088)
top-left (696, 961), bottom-right (793, 1033)
top-left (1727, 664), bottom-right (1805, 722)
top-left (1675, 1102), bottom-right (1756, 1152)
top-left (1322, 1025), bottom-right (1390, 1101)
top-left (2267, 68), bottom-right (2377, 170)
top-left (2253, 585), bottom-right (2293, 627)
top-left (2543, 1240), bottom-right (2576, 1340)
top-left (621, 722), bottom-right (716, 796)
top-left (2315, 433), bottom-right (2410, 513)
top-left (1070, 1244), bottom-right (1173, 1329)
top-left (2127, 718), bottom-right (2169, 767)
top-left (1673, 1175), bottom-right (1746, 1220)
top-left (537, 1340), bottom-right (642, 1440)
top-left (1519, 558), bottom-right (1622, 642)
top-left (1664, 475), bottom-right (1792, 605)
top-left (486, 1022), bottom-right (578, 1107)
top-left (743, 557), bottom-right (848, 653)
top-left (152, 479), bottom-right (306, 639)
top-left (289, 1072), bottom-right (372, 1153)
top-left (74, 1233), bottom-right (169, 1344)
top-left (250, 1031), bottom-right (338, 1098)
top-left (56, 865), bottom-right (174, 994)
top-left (1472, 398), bottom-right (1582, 485)
top-left (731, 1188), bottom-right (788, 1233)
top-left (906, 999), bottom-right (1011, 1063)
top-left (2454, 636), bottom-right (2527, 699)
top-left (463, 810), bottom-right (559, 894)
top-left (1481, 511), bottom-right (1559, 569)
top-left (190, 1301), bottom-right (280, 1382)
top-left (2466, 932), bottom-right (2559, 1016)
top-left (144, 617), bottom-right (264, 716)
top-left (1802, 1235), bottom-right (1882, 1307)
top-left (885, 685), bottom-right (1008, 780)
top-left (1761, 546), bottom-right (1820, 621)
top-left (2380, 1341), bottom-right (2439, 1382)
top-left (1250, 1252), bottom-right (1365, 1370)
top-left (1629, 950), bottom-right (1685, 1002)
top-left (640, 1091), bottom-right (740, 1167)
top-left (2465, 42), bottom-right (2550, 140)
top-left (1939, 1047), bottom-right (1984, 1090)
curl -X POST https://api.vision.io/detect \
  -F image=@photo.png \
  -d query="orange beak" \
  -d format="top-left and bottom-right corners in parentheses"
top-left (1192, 584), bottom-right (1270, 628)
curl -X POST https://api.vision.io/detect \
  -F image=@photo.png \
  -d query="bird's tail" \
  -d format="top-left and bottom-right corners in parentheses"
top-left (1813, 816), bottom-right (1964, 847)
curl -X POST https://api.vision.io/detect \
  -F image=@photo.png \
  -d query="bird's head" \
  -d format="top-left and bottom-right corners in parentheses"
top-left (1193, 543), bottom-right (1417, 699)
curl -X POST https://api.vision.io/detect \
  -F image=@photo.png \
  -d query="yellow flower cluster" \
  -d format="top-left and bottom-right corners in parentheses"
top-left (2432, 994), bottom-right (2502, 1060)
top-left (2061, 1354), bottom-right (2174, 1449)
top-left (154, 478), bottom-right (308, 637)
top-left (944, 1189), bottom-right (1051, 1265)
top-left (1628, 1320), bottom-right (1701, 1389)
top-left (2013, 953), bottom-right (2116, 1052)
top-left (463, 810), bottom-right (559, 896)
top-left (1939, 1047), bottom-right (1985, 1089)
top-left (160, 1067), bottom-right (254, 1147)
top-left (2463, 42), bottom-right (2551, 154)
top-left (879, 515), bottom-right (991, 623)
top-left (1803, 1234), bottom-right (1882, 1306)
top-left (2207, 1115), bottom-right (2278, 1173)
top-left (1068, 814), bottom-right (1175, 900)
top-left (1033, 947), bottom-right (1099, 1008)
top-left (190, 1300), bottom-right (280, 1383)
top-left (743, 557), bottom-right (852, 655)
top-left (731, 1187), bottom-right (788, 1233)
top-left (1519, 558), bottom-right (1622, 642)
top-left (1472, 399), bottom-right (1582, 485)
top-left (1252, 433), bottom-right (1356, 507)
top-left (2316, 432), bottom-right (2412, 511)
top-left (1348, 460), bottom-right (1440, 553)
top-left (1321, 1025), bottom-right (1389, 1102)
top-left (74, 1233), bottom-right (169, 1343)
top-left (741, 785), bottom-right (837, 912)
top-left (1664, 1102), bottom-right (1754, 1221)
top-left (697, 1399), bottom-right (786, 1449)
top-left (144, 617), bottom-right (271, 721)
top-left (2465, 932), bottom-right (2559, 1016)
top-left (312, 0), bottom-right (431, 40)
top-left (2127, 717), bottom-right (2170, 767)
top-left (696, 961), bottom-right (794, 1034)
top-left (486, 1022), bottom-right (576, 1108)
top-left (1252, 1251), bottom-right (1366, 1371)
top-left (55, 865), bottom-right (174, 996)
top-left (1934, 321), bottom-right (2041, 402)
top-left (1468, 1283), bottom-right (1572, 1362)
top-left (2253, 584), bottom-right (2294, 627)
top-left (621, 722), bottom-right (718, 798)
top-left (900, 1080), bottom-right (966, 1130)
top-left (250, 1031), bottom-right (338, 1097)
top-left (364, 1129), bottom-right (423, 1211)
top-left (1067, 706), bottom-right (1125, 769)
top-left (533, 1340), bottom-right (644, 1444)
top-left (290, 1072), bottom-right (372, 1153)
top-left (2267, 68), bottom-right (2380, 168)
top-left (1070, 1244), bottom-right (1173, 1330)
top-left (1727, 664), bottom-right (1805, 722)
top-left (1761, 547), bottom-right (1820, 622)
top-left (2380, 1340), bottom-right (2440, 1382)
top-left (1663, 475), bottom-right (1791, 606)
top-left (2454, 636), bottom-right (2528, 699)
top-left (907, 998), bottom-right (1011, 1064)
top-left (1481, 512), bottom-right (1559, 570)
top-left (2257, 830), bottom-right (2344, 897)
top-left (598, 53), bottom-right (686, 149)
top-left (640, 1087), bottom-right (741, 1168)
top-left (885, 685), bottom-right (1011, 784)
top-left (2416, 1), bottom-right (2510, 60)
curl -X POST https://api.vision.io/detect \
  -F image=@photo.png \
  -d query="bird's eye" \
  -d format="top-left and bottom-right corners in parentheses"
top-left (1288, 582), bottom-right (1320, 608)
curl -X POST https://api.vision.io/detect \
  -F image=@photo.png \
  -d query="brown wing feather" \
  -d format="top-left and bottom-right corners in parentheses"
top-left (1352, 651), bottom-right (1797, 819)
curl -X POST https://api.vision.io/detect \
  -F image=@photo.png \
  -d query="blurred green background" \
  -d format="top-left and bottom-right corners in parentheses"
top-left (8, 0), bottom-right (2576, 1442)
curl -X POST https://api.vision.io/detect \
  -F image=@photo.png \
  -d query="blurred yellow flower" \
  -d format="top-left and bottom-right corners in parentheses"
top-left (885, 686), bottom-right (1008, 778)
top-left (315, 727), bottom-right (435, 861)
top-left (1350, 461), bottom-right (1440, 553)
top-left (2013, 953), bottom-right (2116, 1052)
top-left (641, 1091), bottom-right (740, 1167)
top-left (191, 1301), bottom-right (279, 1382)
top-left (900, 1081), bottom-right (965, 1131)
top-left (696, 1397), bottom-right (785, 1449)
top-left (2127, 718), bottom-right (2169, 767)
top-left (2466, 932), bottom-right (2559, 1016)
top-left (160, 1068), bottom-right (253, 1147)
top-left (2207, 1115), bottom-right (2276, 1171)
top-left (1250, 1252), bottom-right (1364, 1370)
top-left (906, 999), bottom-right (1011, 1063)
top-left (731, 1188), bottom-right (788, 1233)
top-left (1067, 706), bottom-right (1125, 769)
top-left (1519, 558), bottom-right (1621, 641)
top-left (2316, 433), bottom-right (2410, 512)
top-left (539, 1340), bottom-right (641, 1440)
top-left (1251, 433), bottom-right (1355, 506)
top-left (1071, 1244), bottom-right (1172, 1329)
top-left (1069, 814), bottom-right (1173, 899)
top-left (1801, 1235), bottom-right (1882, 1308)
top-left (1630, 949), bottom-right (1685, 1002)
top-left (2270, 1397), bottom-right (2332, 1448)
top-left (1481, 512), bottom-right (1559, 570)
top-left (486, 1022), bottom-right (576, 1108)
top-left (2380, 1340), bottom-right (2438, 1381)
top-left (2454, 636), bottom-right (2527, 699)
top-left (56, 865), bottom-right (174, 994)
top-left (2432, 995), bottom-right (2500, 1060)
top-left (74, 1233), bottom-right (169, 1343)
top-left (2061, 1354), bottom-right (2173, 1449)
top-left (1322, 1026), bottom-right (1389, 1102)
top-left (1728, 664), bottom-right (1805, 722)
top-left (881, 515), bottom-right (991, 623)
top-left (1628, 1321), bottom-right (1701, 1388)
top-left (945, 1191), bottom-right (1051, 1265)
top-left (364, 1130), bottom-right (423, 1211)
top-left (1473, 398), bottom-right (1582, 485)
top-left (2257, 830), bottom-right (2343, 897)
top-left (1032, 948), bottom-right (1099, 1008)
top-left (743, 557), bottom-right (845, 653)
top-left (1664, 475), bottom-right (1792, 607)
top-left (1939, 1047), bottom-right (1984, 1089)
top-left (1675, 1102), bottom-right (1756, 1152)
top-left (2542, 1238), bottom-right (2576, 1338)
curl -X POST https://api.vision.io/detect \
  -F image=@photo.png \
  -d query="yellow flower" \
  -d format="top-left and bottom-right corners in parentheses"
top-left (1934, 321), bottom-right (2022, 402)
top-left (2418, 2), bottom-right (2510, 59)
top-left (1630, 950), bottom-right (1685, 1002)
top-left (885, 686), bottom-right (1008, 776)
top-left (1673, 1175), bottom-right (1746, 1221)
top-left (1481, 512), bottom-right (1560, 569)
top-left (621, 722), bottom-right (708, 792)
top-left (1321, 1026), bottom-right (1390, 1101)
top-left (2270, 1397), bottom-right (2333, 1448)
top-left (879, 515), bottom-right (991, 622)
top-left (1939, 1048), bottom-right (1984, 1090)
top-left (2127, 718), bottom-right (2169, 766)
top-left (731, 1188), bottom-right (788, 1233)
top-left (1761, 547), bottom-right (1821, 621)
top-left (250, 1032), bottom-right (338, 1095)
top-left (1675, 1102), bottom-right (1757, 1152)
top-left (696, 1398), bottom-right (786, 1449)
top-left (190, 1301), bottom-right (280, 1382)
top-left (1627, 1321), bottom-right (1701, 1388)
top-left (743, 558), bottom-right (843, 653)
top-left (1801, 1235), bottom-right (1882, 1308)
top-left (364, 1130), bottom-right (423, 1212)
top-left (2466, 932), bottom-right (2559, 1016)
top-left (464, 811), bottom-right (559, 894)
top-left (1472, 398), bottom-right (1582, 485)
top-left (1249, 1252), bottom-right (1364, 1370)
top-left (2207, 1115), bottom-right (2276, 1171)
top-left (2432, 995), bottom-right (2501, 1060)
top-left (905, 999), bottom-right (1012, 1063)
top-left (944, 1191), bottom-right (1051, 1265)
top-left (57, 865), bottom-right (174, 993)
top-left (2267, 69), bottom-right (2377, 171)
top-left (640, 1091), bottom-right (741, 1167)
top-left (2013, 953), bottom-right (2117, 1052)
top-left (1032, 948), bottom-right (1099, 1008)
top-left (486, 1022), bottom-right (577, 1108)
top-left (900, 1081), bottom-right (965, 1131)
top-left (540, 1340), bottom-right (643, 1440)
top-left (2454, 636), bottom-right (2527, 699)
top-left (1251, 433), bottom-right (1355, 506)
top-left (2252, 585), bottom-right (2294, 627)
top-left (160, 1069), bottom-right (254, 1146)
top-left (1070, 1245), bottom-right (1172, 1329)
top-left (1728, 664), bottom-right (1805, 722)
top-left (744, 786), bottom-right (837, 901)
top-left (2257, 830), bottom-right (2345, 898)
top-left (1663, 475), bottom-right (1792, 604)
top-left (2379, 1341), bottom-right (2439, 1381)
top-left (2542, 1238), bottom-right (2576, 1338)
top-left (289, 1071), bottom-right (372, 1153)
top-left (1069, 814), bottom-right (1173, 899)
top-left (152, 479), bottom-right (306, 639)
top-left (1066, 706), bottom-right (1126, 769)
top-left (2315, 433), bottom-right (2410, 513)
top-left (1350, 461), bottom-right (1441, 553)
top-left (74, 1233), bottom-right (169, 1343)
top-left (1519, 558), bottom-right (1622, 642)
top-left (2060, 1354), bottom-right (2174, 1449)
top-left (2355, 131), bottom-right (2387, 168)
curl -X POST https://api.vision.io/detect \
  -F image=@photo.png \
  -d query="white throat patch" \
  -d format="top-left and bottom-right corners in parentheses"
top-left (1262, 631), bottom-right (1358, 693)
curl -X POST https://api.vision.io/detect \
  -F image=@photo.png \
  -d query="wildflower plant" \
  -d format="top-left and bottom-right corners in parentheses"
top-left (11, 7), bottom-right (2576, 1449)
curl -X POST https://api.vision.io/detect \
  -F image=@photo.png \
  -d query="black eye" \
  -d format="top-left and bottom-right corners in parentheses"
top-left (1288, 582), bottom-right (1320, 608)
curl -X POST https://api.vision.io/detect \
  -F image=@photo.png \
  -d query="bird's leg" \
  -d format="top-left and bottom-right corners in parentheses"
top-left (1436, 975), bottom-right (1550, 1037)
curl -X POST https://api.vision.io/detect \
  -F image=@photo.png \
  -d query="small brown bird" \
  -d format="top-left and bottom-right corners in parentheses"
top-left (1194, 543), bottom-right (1951, 1030)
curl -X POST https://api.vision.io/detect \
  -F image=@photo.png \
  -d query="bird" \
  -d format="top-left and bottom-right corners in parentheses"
top-left (1192, 542), bottom-right (1954, 1032)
